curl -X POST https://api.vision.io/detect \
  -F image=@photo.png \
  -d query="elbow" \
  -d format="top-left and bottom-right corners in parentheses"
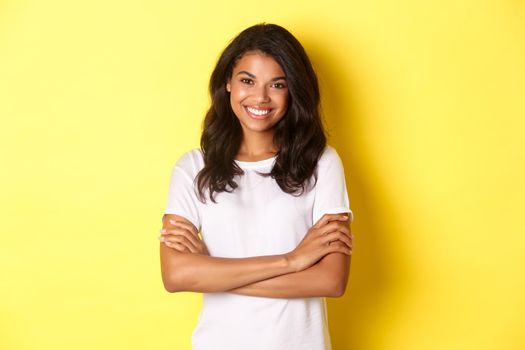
top-left (327, 258), bottom-right (351, 297)
top-left (163, 284), bottom-right (178, 293)
top-left (162, 265), bottom-right (195, 293)
top-left (163, 280), bottom-right (181, 293)
top-left (328, 280), bottom-right (347, 298)
top-left (317, 251), bottom-right (351, 298)
top-left (325, 275), bottom-right (349, 298)
top-left (160, 246), bottom-right (197, 293)
top-left (162, 270), bottom-right (183, 293)
top-left (164, 285), bottom-right (184, 293)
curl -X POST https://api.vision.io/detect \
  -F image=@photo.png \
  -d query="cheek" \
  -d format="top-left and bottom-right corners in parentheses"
top-left (231, 86), bottom-right (250, 102)
top-left (274, 91), bottom-right (289, 109)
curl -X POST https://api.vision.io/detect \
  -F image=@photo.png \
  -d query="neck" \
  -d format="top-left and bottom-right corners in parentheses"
top-left (237, 131), bottom-right (278, 158)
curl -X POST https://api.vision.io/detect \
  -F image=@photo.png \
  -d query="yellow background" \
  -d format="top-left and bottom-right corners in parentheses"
top-left (1, 0), bottom-right (524, 349)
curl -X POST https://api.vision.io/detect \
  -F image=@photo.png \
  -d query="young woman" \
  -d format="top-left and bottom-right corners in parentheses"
top-left (159, 23), bottom-right (354, 350)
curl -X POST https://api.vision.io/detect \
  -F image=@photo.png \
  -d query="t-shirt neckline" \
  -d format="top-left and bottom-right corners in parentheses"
top-left (234, 155), bottom-right (277, 169)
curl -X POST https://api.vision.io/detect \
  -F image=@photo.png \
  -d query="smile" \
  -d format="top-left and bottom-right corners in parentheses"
top-left (246, 106), bottom-right (271, 115)
top-left (245, 106), bottom-right (272, 119)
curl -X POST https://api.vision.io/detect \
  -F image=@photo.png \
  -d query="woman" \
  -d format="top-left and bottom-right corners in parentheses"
top-left (159, 23), bottom-right (354, 350)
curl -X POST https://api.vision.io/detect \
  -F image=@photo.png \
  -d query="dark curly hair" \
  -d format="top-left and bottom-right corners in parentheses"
top-left (196, 23), bottom-right (327, 203)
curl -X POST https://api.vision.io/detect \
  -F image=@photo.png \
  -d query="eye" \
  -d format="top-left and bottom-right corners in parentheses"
top-left (240, 78), bottom-right (254, 85)
top-left (272, 82), bottom-right (287, 89)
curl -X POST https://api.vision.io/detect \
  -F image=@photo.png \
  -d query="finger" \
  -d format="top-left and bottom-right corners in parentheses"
top-left (164, 241), bottom-right (190, 253)
top-left (166, 237), bottom-right (208, 254)
top-left (169, 219), bottom-right (199, 236)
top-left (325, 232), bottom-right (353, 249)
top-left (322, 231), bottom-right (353, 248)
top-left (314, 213), bottom-right (349, 229)
top-left (318, 221), bottom-right (350, 236)
top-left (335, 232), bottom-right (353, 248)
top-left (333, 222), bottom-right (350, 236)
top-left (161, 227), bottom-right (202, 250)
top-left (162, 233), bottom-right (199, 253)
top-left (328, 241), bottom-right (353, 255)
top-left (324, 241), bottom-right (352, 255)
top-left (321, 232), bottom-right (353, 249)
top-left (330, 241), bottom-right (353, 252)
top-left (313, 214), bottom-right (346, 229)
top-left (160, 230), bottom-right (208, 254)
top-left (326, 213), bottom-right (350, 223)
top-left (166, 236), bottom-right (199, 253)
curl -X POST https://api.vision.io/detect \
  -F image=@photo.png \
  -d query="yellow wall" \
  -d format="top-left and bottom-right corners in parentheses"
top-left (1, 1), bottom-right (524, 349)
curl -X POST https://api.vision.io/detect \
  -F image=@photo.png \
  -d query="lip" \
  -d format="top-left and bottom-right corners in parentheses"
top-left (244, 106), bottom-right (273, 120)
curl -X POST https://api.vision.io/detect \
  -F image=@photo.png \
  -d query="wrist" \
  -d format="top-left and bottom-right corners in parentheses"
top-left (283, 252), bottom-right (299, 273)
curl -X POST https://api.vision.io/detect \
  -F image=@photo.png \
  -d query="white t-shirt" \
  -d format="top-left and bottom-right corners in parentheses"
top-left (164, 145), bottom-right (353, 350)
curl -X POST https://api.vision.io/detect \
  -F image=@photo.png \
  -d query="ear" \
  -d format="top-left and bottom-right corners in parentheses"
top-left (226, 79), bottom-right (231, 92)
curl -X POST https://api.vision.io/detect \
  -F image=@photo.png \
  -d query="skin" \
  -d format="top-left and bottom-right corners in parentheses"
top-left (159, 50), bottom-right (354, 298)
top-left (226, 50), bottom-right (289, 160)
top-left (160, 213), bottom-right (353, 297)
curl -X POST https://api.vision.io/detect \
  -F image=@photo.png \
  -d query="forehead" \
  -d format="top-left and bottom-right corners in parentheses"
top-left (232, 51), bottom-right (285, 75)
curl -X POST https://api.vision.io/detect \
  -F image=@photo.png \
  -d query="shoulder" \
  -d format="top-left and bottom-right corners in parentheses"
top-left (173, 148), bottom-right (205, 176)
top-left (317, 145), bottom-right (344, 169)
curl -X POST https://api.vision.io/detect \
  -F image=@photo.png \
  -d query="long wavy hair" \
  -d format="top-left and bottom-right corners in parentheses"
top-left (196, 23), bottom-right (327, 203)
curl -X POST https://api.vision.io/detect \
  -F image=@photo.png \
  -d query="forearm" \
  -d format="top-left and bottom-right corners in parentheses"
top-left (226, 253), bottom-right (351, 298)
top-left (161, 243), bottom-right (295, 293)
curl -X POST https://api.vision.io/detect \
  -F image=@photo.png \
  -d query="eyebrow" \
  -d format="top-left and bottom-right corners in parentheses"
top-left (236, 70), bottom-right (286, 81)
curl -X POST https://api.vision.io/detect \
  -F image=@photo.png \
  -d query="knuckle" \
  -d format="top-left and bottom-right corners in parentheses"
top-left (336, 222), bottom-right (346, 229)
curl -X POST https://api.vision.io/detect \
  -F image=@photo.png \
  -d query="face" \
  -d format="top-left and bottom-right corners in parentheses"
top-left (226, 51), bottom-right (289, 137)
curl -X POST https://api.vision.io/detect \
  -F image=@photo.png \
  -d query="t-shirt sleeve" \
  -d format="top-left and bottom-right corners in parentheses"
top-left (312, 146), bottom-right (353, 225)
top-left (164, 156), bottom-right (201, 231)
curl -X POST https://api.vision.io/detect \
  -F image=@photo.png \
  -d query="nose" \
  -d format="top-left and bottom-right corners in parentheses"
top-left (255, 84), bottom-right (270, 103)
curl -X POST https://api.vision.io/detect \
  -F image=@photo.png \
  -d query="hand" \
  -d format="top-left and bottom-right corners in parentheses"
top-left (285, 213), bottom-right (353, 272)
top-left (159, 219), bottom-right (209, 255)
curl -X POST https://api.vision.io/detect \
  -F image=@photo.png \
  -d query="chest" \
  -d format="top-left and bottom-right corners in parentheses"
top-left (198, 173), bottom-right (315, 257)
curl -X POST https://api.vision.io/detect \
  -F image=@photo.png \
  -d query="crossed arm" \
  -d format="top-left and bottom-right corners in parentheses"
top-left (226, 251), bottom-right (350, 298)
top-left (159, 213), bottom-right (353, 298)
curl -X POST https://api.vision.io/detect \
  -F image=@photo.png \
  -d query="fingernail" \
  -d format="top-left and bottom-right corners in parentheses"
top-left (160, 229), bottom-right (166, 233)
top-left (169, 219), bottom-right (176, 224)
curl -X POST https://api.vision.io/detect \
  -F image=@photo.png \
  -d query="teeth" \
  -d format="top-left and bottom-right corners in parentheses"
top-left (247, 107), bottom-right (270, 116)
